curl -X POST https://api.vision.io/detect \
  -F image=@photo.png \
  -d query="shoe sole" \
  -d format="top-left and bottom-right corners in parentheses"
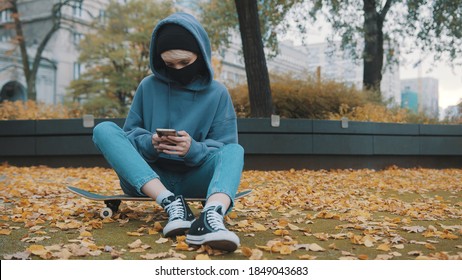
top-left (204, 240), bottom-right (238, 252)
top-left (163, 220), bottom-right (194, 237)
top-left (186, 232), bottom-right (240, 252)
top-left (164, 227), bottom-right (189, 238)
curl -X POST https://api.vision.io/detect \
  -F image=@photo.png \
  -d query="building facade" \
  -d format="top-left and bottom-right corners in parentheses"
top-left (304, 41), bottom-right (401, 106)
top-left (215, 34), bottom-right (310, 86)
top-left (0, 0), bottom-right (107, 104)
top-left (401, 86), bottom-right (418, 113)
top-left (400, 77), bottom-right (439, 118)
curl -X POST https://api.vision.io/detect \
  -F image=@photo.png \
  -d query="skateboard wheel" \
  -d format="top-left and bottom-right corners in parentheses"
top-left (100, 207), bottom-right (113, 219)
top-left (105, 200), bottom-right (121, 213)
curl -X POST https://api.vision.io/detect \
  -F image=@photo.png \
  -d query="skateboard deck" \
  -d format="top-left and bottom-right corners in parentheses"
top-left (67, 186), bottom-right (252, 218)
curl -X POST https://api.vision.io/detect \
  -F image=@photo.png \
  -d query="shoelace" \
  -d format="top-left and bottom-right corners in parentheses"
top-left (164, 198), bottom-right (185, 221)
top-left (206, 208), bottom-right (227, 231)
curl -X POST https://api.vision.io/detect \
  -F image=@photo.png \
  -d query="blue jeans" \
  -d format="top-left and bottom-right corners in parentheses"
top-left (92, 122), bottom-right (244, 209)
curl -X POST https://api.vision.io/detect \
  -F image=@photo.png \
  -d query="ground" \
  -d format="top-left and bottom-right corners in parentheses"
top-left (0, 164), bottom-right (461, 260)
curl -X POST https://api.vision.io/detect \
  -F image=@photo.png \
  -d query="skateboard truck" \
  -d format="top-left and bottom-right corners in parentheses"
top-left (101, 200), bottom-right (122, 219)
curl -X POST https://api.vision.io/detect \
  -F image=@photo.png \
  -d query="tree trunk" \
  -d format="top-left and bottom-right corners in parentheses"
top-left (8, 0), bottom-right (73, 101)
top-left (234, 0), bottom-right (273, 117)
top-left (362, 0), bottom-right (384, 97)
top-left (9, 0), bottom-right (34, 100)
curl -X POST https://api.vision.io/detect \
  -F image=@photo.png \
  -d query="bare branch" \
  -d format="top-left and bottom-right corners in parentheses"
top-left (379, 0), bottom-right (395, 22)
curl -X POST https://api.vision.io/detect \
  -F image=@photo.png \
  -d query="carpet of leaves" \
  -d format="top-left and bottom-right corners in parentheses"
top-left (0, 164), bottom-right (461, 260)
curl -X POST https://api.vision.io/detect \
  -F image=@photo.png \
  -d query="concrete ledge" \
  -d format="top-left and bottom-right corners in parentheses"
top-left (1, 118), bottom-right (461, 170)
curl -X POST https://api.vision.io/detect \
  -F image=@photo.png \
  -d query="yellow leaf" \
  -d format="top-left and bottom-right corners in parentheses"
top-left (288, 223), bottom-right (301, 231)
top-left (175, 241), bottom-right (189, 251)
top-left (278, 218), bottom-right (289, 227)
top-left (299, 254), bottom-right (317, 260)
top-left (362, 234), bottom-right (377, 247)
top-left (0, 229), bottom-right (12, 235)
top-left (228, 212), bottom-right (238, 219)
top-left (79, 231), bottom-right (92, 238)
top-left (273, 229), bottom-right (289, 236)
top-left (66, 220), bottom-right (82, 229)
top-left (252, 222), bottom-right (267, 231)
top-left (27, 245), bottom-right (48, 256)
top-left (127, 231), bottom-right (144, 236)
top-left (128, 239), bottom-right (143, 249)
top-left (441, 232), bottom-right (458, 240)
top-left (195, 254), bottom-right (211, 260)
top-left (313, 232), bottom-right (329, 241)
top-left (328, 243), bottom-right (338, 250)
top-left (377, 244), bottom-right (391, 251)
top-left (241, 246), bottom-right (252, 257)
top-left (155, 237), bottom-right (169, 244)
top-left (148, 228), bottom-right (159, 235)
top-left (153, 221), bottom-right (163, 231)
top-left (249, 249), bottom-right (263, 260)
top-left (309, 243), bottom-right (325, 252)
top-left (52, 249), bottom-right (73, 260)
top-left (130, 248), bottom-right (146, 253)
top-left (279, 245), bottom-right (293, 255)
top-left (358, 254), bottom-right (369, 260)
top-left (237, 220), bottom-right (249, 227)
top-left (375, 254), bottom-right (393, 260)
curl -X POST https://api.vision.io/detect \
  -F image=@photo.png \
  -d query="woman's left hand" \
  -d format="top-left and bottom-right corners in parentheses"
top-left (158, 130), bottom-right (192, 157)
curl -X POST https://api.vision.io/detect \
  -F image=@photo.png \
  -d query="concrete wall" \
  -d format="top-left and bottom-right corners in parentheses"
top-left (1, 118), bottom-right (461, 170)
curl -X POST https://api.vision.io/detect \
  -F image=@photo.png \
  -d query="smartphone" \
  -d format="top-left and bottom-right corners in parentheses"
top-left (156, 128), bottom-right (178, 137)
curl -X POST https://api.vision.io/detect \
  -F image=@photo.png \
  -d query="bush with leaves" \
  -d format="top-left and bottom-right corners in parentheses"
top-left (229, 73), bottom-right (448, 124)
top-left (0, 100), bottom-right (82, 120)
top-left (328, 103), bottom-right (439, 124)
top-left (230, 73), bottom-right (375, 119)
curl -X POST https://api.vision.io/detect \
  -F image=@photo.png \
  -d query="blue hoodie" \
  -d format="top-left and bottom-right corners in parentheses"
top-left (123, 12), bottom-right (238, 167)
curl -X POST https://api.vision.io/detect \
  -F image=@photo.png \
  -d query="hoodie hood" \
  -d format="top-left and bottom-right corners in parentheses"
top-left (150, 12), bottom-right (213, 91)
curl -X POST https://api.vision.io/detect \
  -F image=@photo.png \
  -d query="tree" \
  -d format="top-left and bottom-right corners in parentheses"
top-left (200, 0), bottom-right (306, 117)
top-left (68, 0), bottom-right (173, 116)
top-left (309, 0), bottom-right (462, 97)
top-left (0, 0), bottom-right (78, 101)
top-left (234, 0), bottom-right (272, 117)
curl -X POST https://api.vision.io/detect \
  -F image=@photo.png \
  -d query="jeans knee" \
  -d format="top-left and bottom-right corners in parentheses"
top-left (92, 121), bottom-right (121, 145)
top-left (223, 143), bottom-right (244, 159)
top-left (228, 143), bottom-right (244, 153)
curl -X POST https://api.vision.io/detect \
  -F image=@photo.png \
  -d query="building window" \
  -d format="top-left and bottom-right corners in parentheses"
top-left (0, 32), bottom-right (12, 43)
top-left (73, 32), bottom-right (83, 45)
top-left (0, 9), bottom-right (12, 23)
top-left (99, 9), bottom-right (106, 24)
top-left (72, 1), bottom-right (83, 17)
top-left (73, 62), bottom-right (82, 80)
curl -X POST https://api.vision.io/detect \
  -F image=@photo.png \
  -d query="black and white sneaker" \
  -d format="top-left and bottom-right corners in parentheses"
top-left (161, 195), bottom-right (195, 237)
top-left (186, 205), bottom-right (240, 252)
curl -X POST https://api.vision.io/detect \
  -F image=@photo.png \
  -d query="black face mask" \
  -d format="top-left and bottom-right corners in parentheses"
top-left (166, 58), bottom-right (204, 85)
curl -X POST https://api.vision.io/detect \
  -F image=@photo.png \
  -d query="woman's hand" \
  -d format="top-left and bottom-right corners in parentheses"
top-left (152, 130), bottom-right (191, 156)
top-left (152, 133), bottom-right (162, 152)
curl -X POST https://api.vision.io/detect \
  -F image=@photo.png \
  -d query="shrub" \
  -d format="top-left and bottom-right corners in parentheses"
top-left (229, 73), bottom-right (447, 124)
top-left (0, 100), bottom-right (83, 120)
top-left (328, 103), bottom-right (441, 124)
top-left (230, 73), bottom-right (375, 119)
top-left (328, 103), bottom-right (409, 123)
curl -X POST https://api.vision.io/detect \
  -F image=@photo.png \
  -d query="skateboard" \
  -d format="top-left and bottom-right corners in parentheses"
top-left (67, 186), bottom-right (252, 218)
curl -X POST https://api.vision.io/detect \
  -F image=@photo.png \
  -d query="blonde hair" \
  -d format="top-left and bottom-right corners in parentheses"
top-left (161, 49), bottom-right (197, 61)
